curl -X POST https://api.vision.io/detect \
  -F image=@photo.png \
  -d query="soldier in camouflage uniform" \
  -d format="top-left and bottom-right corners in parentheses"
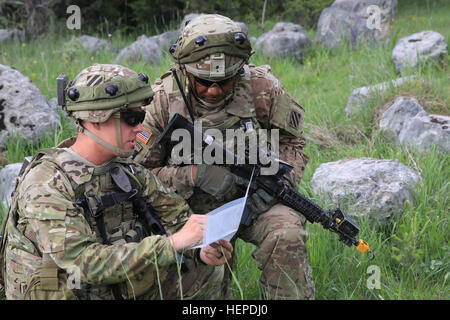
top-left (0, 64), bottom-right (232, 300)
top-left (133, 14), bottom-right (315, 300)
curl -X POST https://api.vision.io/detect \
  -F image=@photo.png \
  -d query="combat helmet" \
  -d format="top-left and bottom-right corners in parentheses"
top-left (170, 14), bottom-right (252, 108)
top-left (57, 64), bottom-right (154, 157)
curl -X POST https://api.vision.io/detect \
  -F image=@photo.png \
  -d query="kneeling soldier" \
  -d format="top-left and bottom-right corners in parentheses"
top-left (1, 64), bottom-right (232, 300)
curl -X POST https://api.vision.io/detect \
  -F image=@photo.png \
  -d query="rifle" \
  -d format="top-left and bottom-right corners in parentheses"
top-left (157, 113), bottom-right (373, 257)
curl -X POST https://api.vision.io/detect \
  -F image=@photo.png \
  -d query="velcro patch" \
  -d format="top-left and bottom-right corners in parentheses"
top-left (136, 127), bottom-right (152, 144)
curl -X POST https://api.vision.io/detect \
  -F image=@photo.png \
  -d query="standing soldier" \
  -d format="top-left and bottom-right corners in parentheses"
top-left (133, 14), bottom-right (315, 300)
top-left (0, 64), bottom-right (232, 300)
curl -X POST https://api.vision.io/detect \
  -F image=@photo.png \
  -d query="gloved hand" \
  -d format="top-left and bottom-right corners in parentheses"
top-left (247, 188), bottom-right (277, 215)
top-left (194, 164), bottom-right (247, 200)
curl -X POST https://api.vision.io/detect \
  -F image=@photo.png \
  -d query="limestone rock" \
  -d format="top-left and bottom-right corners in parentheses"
top-left (315, 0), bottom-right (397, 49)
top-left (310, 158), bottom-right (421, 221)
top-left (0, 64), bottom-right (60, 149)
top-left (392, 30), bottom-right (448, 73)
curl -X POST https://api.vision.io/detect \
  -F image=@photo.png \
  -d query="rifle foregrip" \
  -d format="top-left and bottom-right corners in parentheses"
top-left (279, 187), bottom-right (330, 226)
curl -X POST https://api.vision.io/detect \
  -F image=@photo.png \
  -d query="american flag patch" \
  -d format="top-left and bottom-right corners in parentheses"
top-left (136, 127), bottom-right (152, 144)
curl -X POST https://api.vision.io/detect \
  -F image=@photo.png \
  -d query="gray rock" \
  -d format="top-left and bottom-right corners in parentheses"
top-left (315, 0), bottom-right (397, 49)
top-left (345, 76), bottom-right (417, 116)
top-left (0, 162), bottom-right (22, 208)
top-left (115, 35), bottom-right (162, 65)
top-left (310, 158), bottom-right (422, 221)
top-left (150, 30), bottom-right (180, 54)
top-left (0, 64), bottom-right (61, 149)
top-left (0, 29), bottom-right (24, 43)
top-left (255, 22), bottom-right (311, 62)
top-left (380, 96), bottom-right (450, 152)
top-left (392, 30), bottom-right (448, 73)
top-left (115, 30), bottom-right (180, 64)
top-left (73, 35), bottom-right (119, 54)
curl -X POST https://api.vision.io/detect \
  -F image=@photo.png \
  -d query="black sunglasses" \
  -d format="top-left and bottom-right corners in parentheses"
top-left (193, 75), bottom-right (235, 89)
top-left (120, 109), bottom-right (146, 127)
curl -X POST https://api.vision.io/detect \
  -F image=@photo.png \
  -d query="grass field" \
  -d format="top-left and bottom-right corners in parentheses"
top-left (1, 0), bottom-right (449, 299)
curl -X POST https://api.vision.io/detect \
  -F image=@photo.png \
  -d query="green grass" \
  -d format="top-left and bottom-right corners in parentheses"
top-left (1, 0), bottom-right (449, 300)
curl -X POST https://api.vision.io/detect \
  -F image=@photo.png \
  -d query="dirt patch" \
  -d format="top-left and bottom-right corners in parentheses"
top-left (305, 122), bottom-right (369, 149)
top-left (372, 81), bottom-right (449, 130)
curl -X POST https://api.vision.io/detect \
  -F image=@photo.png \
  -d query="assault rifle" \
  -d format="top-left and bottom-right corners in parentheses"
top-left (157, 113), bottom-right (373, 257)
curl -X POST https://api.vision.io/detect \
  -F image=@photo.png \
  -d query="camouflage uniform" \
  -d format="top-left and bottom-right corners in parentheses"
top-left (133, 15), bottom-right (314, 300)
top-left (0, 64), bottom-right (223, 300)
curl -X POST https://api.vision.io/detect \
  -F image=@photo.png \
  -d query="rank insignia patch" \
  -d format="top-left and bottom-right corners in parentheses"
top-left (136, 127), bottom-right (152, 144)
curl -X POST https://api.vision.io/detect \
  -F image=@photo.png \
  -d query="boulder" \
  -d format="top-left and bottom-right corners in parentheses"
top-left (315, 0), bottom-right (397, 49)
top-left (150, 30), bottom-right (180, 54)
top-left (392, 30), bottom-right (448, 73)
top-left (0, 29), bottom-right (24, 43)
top-left (115, 35), bottom-right (162, 65)
top-left (310, 158), bottom-right (422, 221)
top-left (0, 64), bottom-right (61, 150)
top-left (255, 22), bottom-right (311, 62)
top-left (345, 76), bottom-right (417, 116)
top-left (379, 96), bottom-right (450, 152)
top-left (115, 30), bottom-right (180, 64)
top-left (73, 35), bottom-right (119, 54)
top-left (0, 162), bottom-right (22, 208)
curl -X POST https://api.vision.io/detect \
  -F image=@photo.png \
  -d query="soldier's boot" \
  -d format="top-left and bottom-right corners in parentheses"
top-left (239, 204), bottom-right (315, 300)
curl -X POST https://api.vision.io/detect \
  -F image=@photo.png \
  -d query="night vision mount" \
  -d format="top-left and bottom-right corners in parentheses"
top-left (56, 74), bottom-right (68, 108)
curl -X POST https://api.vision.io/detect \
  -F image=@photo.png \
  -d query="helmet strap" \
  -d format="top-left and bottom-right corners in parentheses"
top-left (195, 91), bottom-right (234, 109)
top-left (81, 122), bottom-right (133, 158)
top-left (114, 115), bottom-right (123, 149)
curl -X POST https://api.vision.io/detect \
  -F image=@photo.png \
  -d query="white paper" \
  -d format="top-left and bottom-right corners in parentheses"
top-left (192, 167), bottom-right (255, 249)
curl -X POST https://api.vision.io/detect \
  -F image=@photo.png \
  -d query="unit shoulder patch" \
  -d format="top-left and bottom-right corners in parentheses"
top-left (289, 111), bottom-right (302, 129)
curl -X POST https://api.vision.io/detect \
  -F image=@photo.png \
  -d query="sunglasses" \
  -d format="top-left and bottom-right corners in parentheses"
top-left (193, 75), bottom-right (235, 89)
top-left (120, 109), bottom-right (146, 127)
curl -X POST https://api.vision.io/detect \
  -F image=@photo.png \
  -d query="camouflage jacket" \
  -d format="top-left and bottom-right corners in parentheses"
top-left (3, 144), bottom-right (193, 299)
top-left (133, 64), bottom-right (309, 214)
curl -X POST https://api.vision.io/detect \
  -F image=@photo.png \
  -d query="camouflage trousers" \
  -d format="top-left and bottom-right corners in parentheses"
top-left (138, 258), bottom-right (224, 300)
top-left (226, 204), bottom-right (315, 300)
top-left (7, 249), bottom-right (223, 300)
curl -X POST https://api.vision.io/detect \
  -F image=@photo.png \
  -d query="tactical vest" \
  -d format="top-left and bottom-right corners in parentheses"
top-left (1, 144), bottom-right (157, 300)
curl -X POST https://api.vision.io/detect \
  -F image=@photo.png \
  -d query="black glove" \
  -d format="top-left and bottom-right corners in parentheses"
top-left (247, 188), bottom-right (277, 215)
top-left (195, 164), bottom-right (247, 200)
